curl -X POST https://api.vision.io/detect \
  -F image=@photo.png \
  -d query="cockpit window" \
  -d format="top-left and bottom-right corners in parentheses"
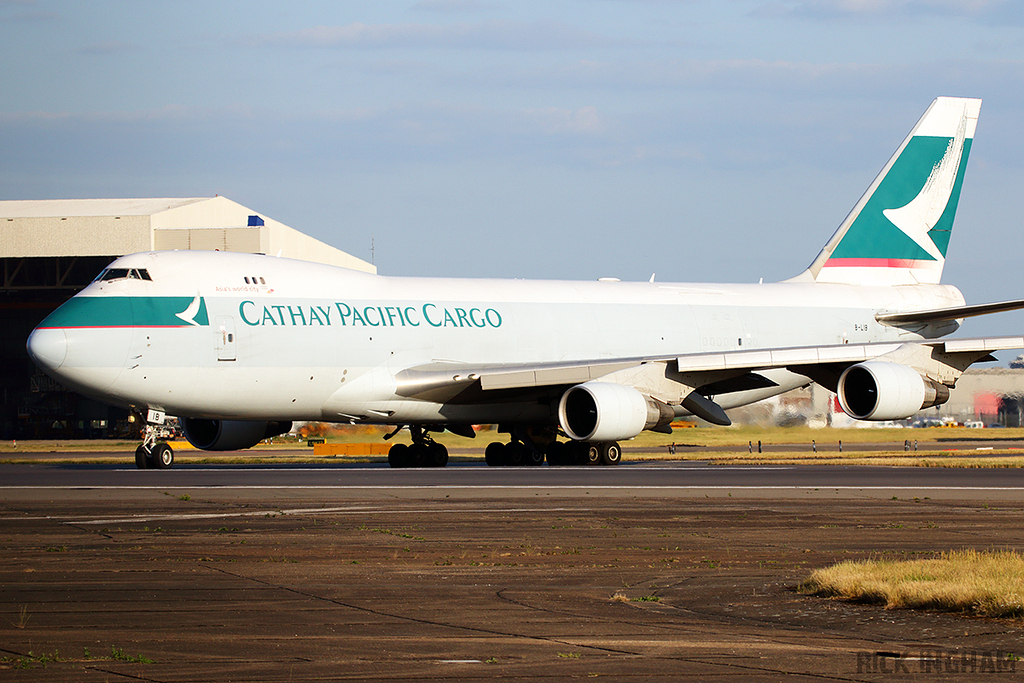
top-left (96, 268), bottom-right (152, 282)
top-left (100, 268), bottom-right (130, 281)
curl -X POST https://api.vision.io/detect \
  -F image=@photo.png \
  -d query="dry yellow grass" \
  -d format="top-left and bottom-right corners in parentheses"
top-left (629, 450), bottom-right (1024, 468)
top-left (800, 549), bottom-right (1024, 618)
top-left (3, 425), bottom-right (1024, 468)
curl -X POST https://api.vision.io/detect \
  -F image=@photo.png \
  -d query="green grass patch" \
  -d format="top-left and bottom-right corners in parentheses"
top-left (109, 646), bottom-right (153, 664)
top-left (800, 549), bottom-right (1024, 618)
top-left (0, 649), bottom-right (65, 669)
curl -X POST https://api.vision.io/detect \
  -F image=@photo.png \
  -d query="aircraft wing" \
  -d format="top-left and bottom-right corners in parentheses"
top-left (673, 336), bottom-right (1024, 373)
top-left (396, 336), bottom-right (1024, 403)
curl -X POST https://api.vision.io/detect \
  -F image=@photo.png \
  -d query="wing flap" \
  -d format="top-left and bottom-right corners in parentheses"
top-left (479, 362), bottom-right (636, 391)
top-left (942, 336), bottom-right (1024, 353)
top-left (395, 359), bottom-right (639, 400)
top-left (676, 343), bottom-right (901, 373)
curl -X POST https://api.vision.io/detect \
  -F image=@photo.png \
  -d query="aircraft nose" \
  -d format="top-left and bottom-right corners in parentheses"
top-left (27, 327), bottom-right (68, 371)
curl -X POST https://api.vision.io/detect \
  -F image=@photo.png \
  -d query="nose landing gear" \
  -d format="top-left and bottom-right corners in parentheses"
top-left (133, 410), bottom-right (174, 469)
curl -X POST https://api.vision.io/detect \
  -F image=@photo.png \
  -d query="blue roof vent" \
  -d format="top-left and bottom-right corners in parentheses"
top-left (248, 215), bottom-right (265, 227)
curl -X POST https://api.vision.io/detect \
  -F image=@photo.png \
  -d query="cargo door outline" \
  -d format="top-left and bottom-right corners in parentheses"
top-left (215, 316), bottom-right (236, 361)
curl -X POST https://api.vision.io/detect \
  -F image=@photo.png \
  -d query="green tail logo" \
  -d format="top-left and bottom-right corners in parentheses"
top-left (804, 97), bottom-right (980, 286)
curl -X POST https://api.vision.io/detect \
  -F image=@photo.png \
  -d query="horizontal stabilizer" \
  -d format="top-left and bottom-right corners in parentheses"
top-left (876, 299), bottom-right (1024, 326)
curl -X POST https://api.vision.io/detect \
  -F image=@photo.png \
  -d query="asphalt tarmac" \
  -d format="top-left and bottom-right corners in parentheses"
top-left (4, 458), bottom-right (1024, 681)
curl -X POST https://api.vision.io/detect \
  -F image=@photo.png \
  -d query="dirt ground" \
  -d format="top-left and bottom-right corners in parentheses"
top-left (3, 491), bottom-right (1024, 681)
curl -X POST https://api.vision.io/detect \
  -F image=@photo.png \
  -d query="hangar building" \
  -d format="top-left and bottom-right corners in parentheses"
top-left (1, 197), bottom-right (374, 439)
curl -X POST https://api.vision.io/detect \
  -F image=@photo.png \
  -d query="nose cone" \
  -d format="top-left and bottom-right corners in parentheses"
top-left (27, 327), bottom-right (68, 371)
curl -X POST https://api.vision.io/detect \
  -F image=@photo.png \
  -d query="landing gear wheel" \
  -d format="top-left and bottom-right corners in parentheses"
top-left (599, 441), bottom-right (622, 466)
top-left (545, 441), bottom-right (567, 466)
top-left (428, 442), bottom-right (449, 467)
top-left (485, 442), bottom-right (505, 467)
top-left (585, 443), bottom-right (602, 466)
top-left (136, 417), bottom-right (171, 469)
top-left (506, 442), bottom-right (529, 466)
top-left (399, 425), bottom-right (450, 468)
top-left (135, 445), bottom-right (151, 469)
top-left (525, 446), bottom-right (545, 466)
top-left (152, 443), bottom-right (174, 469)
top-left (388, 443), bottom-right (411, 468)
top-left (565, 441), bottom-right (589, 466)
top-left (411, 444), bottom-right (430, 467)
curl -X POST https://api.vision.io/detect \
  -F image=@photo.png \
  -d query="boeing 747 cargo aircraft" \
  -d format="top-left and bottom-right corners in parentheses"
top-left (26, 97), bottom-right (1024, 468)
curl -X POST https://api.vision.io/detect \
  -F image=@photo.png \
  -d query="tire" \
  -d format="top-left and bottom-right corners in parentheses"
top-left (507, 442), bottom-right (528, 466)
top-left (568, 441), bottom-right (589, 466)
top-left (411, 444), bottom-right (429, 468)
top-left (545, 441), bottom-right (567, 466)
top-left (135, 445), bottom-right (150, 469)
top-left (153, 443), bottom-right (174, 469)
top-left (388, 443), bottom-right (410, 468)
top-left (599, 441), bottom-right (622, 466)
top-left (484, 442), bottom-right (505, 467)
top-left (429, 442), bottom-right (449, 467)
top-left (585, 443), bottom-right (602, 466)
top-left (526, 447), bottom-right (545, 466)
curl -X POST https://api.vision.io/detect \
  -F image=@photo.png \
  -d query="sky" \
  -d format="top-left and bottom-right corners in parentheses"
top-left (3, 0), bottom-right (1024, 354)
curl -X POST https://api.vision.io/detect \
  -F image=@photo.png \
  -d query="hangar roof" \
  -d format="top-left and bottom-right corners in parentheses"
top-left (0, 198), bottom-right (208, 218)
top-left (0, 196), bottom-right (375, 273)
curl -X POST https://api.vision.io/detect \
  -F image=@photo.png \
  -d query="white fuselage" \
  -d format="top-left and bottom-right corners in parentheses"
top-left (32, 250), bottom-right (965, 425)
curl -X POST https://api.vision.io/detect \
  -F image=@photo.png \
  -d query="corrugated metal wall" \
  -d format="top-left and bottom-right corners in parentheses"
top-left (153, 228), bottom-right (262, 253)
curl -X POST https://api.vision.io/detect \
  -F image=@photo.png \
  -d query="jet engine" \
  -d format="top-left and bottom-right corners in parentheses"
top-left (183, 419), bottom-right (292, 451)
top-left (558, 381), bottom-right (674, 441)
top-left (837, 361), bottom-right (950, 421)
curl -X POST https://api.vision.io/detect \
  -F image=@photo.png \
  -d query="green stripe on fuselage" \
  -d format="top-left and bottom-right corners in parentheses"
top-left (38, 296), bottom-right (209, 328)
top-left (830, 136), bottom-right (971, 261)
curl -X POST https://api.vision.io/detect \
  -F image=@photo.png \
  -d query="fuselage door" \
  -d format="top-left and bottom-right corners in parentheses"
top-left (215, 316), bottom-right (236, 361)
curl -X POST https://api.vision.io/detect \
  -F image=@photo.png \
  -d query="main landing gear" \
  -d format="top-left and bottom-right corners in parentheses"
top-left (387, 425), bottom-right (449, 468)
top-left (383, 425), bottom-right (623, 468)
top-left (485, 436), bottom-right (622, 467)
top-left (133, 411), bottom-right (174, 469)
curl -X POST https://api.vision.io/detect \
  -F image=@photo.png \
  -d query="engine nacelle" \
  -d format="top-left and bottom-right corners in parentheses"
top-left (838, 361), bottom-right (950, 421)
top-left (558, 382), bottom-right (673, 442)
top-left (183, 419), bottom-right (292, 451)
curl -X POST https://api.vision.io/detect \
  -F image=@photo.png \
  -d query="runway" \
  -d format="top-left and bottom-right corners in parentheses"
top-left (4, 460), bottom-right (1024, 681)
top-left (5, 460), bottom-right (1024, 500)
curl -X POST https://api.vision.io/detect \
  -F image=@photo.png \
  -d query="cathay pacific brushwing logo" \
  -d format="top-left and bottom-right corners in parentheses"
top-left (176, 294), bottom-right (205, 326)
top-left (881, 107), bottom-right (969, 263)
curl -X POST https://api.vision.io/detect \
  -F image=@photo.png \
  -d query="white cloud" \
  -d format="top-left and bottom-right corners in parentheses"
top-left (259, 20), bottom-right (617, 51)
top-left (521, 106), bottom-right (605, 134)
top-left (753, 0), bottom-right (1024, 23)
top-left (410, 0), bottom-right (501, 12)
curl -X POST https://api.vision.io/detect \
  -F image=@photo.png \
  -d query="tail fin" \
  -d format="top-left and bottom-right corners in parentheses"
top-left (799, 96), bottom-right (980, 286)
